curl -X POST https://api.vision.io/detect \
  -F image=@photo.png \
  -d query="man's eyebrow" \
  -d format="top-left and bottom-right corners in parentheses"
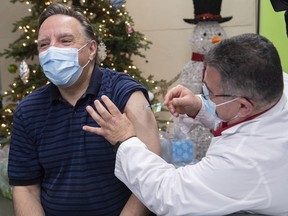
top-left (59, 33), bottom-right (76, 39)
top-left (38, 38), bottom-right (49, 42)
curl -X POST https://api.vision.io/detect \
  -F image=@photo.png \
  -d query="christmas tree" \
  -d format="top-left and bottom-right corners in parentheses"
top-left (0, 0), bottom-right (167, 144)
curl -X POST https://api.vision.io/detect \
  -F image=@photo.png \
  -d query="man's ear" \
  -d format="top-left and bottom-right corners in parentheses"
top-left (89, 40), bottom-right (97, 60)
top-left (237, 97), bottom-right (254, 118)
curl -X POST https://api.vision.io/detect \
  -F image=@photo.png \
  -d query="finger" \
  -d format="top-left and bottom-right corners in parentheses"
top-left (82, 125), bottom-right (104, 136)
top-left (86, 105), bottom-right (106, 126)
top-left (101, 95), bottom-right (122, 116)
top-left (94, 99), bottom-right (113, 121)
top-left (163, 85), bottom-right (181, 105)
top-left (166, 103), bottom-right (179, 117)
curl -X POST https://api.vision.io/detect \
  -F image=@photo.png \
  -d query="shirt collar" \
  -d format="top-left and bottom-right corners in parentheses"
top-left (211, 111), bottom-right (265, 137)
top-left (49, 64), bottom-right (103, 102)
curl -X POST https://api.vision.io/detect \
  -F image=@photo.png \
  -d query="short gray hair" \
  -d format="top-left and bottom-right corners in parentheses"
top-left (204, 33), bottom-right (283, 106)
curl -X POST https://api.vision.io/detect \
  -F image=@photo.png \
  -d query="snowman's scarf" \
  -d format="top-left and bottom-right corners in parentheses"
top-left (191, 52), bottom-right (206, 82)
top-left (191, 52), bottom-right (204, 62)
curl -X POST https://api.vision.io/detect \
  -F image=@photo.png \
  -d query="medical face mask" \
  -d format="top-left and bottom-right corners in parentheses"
top-left (202, 95), bottom-right (239, 129)
top-left (39, 43), bottom-right (90, 88)
top-left (201, 83), bottom-right (240, 129)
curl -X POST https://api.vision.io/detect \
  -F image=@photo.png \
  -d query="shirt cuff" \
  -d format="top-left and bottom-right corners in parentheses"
top-left (115, 137), bottom-right (147, 176)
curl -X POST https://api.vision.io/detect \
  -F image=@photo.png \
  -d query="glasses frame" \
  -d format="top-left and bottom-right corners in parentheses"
top-left (201, 83), bottom-right (241, 100)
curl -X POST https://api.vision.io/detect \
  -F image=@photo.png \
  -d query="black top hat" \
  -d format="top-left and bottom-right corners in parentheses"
top-left (183, 0), bottom-right (233, 24)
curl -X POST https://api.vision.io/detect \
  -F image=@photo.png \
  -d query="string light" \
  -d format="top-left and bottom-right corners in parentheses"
top-left (5, 109), bottom-right (12, 114)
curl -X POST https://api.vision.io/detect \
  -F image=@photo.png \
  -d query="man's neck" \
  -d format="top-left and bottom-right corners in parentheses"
top-left (59, 65), bottom-right (94, 106)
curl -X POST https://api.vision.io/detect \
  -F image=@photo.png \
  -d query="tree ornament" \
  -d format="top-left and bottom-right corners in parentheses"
top-left (126, 25), bottom-right (134, 34)
top-left (19, 60), bottom-right (30, 84)
top-left (148, 91), bottom-right (154, 101)
top-left (7, 64), bottom-right (18, 74)
top-left (96, 41), bottom-right (107, 65)
top-left (107, 0), bottom-right (126, 9)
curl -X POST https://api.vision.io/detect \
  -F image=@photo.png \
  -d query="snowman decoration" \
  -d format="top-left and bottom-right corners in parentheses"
top-left (164, 0), bottom-right (232, 163)
top-left (180, 0), bottom-right (232, 93)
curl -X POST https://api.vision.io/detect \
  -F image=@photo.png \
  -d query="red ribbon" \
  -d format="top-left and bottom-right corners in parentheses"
top-left (195, 13), bottom-right (222, 20)
top-left (191, 52), bottom-right (204, 62)
top-left (191, 52), bottom-right (205, 81)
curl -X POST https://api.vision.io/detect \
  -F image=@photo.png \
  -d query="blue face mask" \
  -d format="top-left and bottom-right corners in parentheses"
top-left (39, 43), bottom-right (90, 88)
top-left (201, 83), bottom-right (239, 130)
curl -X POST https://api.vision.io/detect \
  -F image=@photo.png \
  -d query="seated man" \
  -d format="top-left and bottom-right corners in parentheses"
top-left (8, 3), bottom-right (160, 216)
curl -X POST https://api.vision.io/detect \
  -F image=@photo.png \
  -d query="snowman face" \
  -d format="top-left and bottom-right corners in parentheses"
top-left (190, 21), bottom-right (227, 54)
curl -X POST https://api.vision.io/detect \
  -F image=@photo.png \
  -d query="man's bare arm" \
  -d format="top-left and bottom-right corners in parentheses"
top-left (13, 184), bottom-right (45, 216)
top-left (120, 91), bottom-right (161, 215)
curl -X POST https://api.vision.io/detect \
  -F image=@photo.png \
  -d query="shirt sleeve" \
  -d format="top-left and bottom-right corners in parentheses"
top-left (179, 95), bottom-right (216, 133)
top-left (8, 106), bottom-right (42, 186)
top-left (111, 73), bottom-right (149, 112)
top-left (114, 137), bottom-right (267, 215)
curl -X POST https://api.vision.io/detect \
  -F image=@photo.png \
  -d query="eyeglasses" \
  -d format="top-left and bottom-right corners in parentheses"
top-left (201, 83), bottom-right (254, 105)
top-left (201, 83), bottom-right (239, 100)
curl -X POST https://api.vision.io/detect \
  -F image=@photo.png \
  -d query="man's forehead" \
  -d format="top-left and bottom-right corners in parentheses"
top-left (39, 14), bottom-right (82, 31)
top-left (38, 15), bottom-right (84, 39)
